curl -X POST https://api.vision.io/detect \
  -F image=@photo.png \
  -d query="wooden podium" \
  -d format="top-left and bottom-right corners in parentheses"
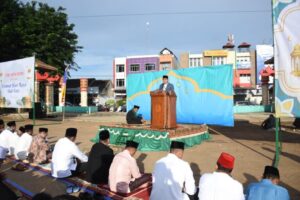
top-left (150, 91), bottom-right (177, 129)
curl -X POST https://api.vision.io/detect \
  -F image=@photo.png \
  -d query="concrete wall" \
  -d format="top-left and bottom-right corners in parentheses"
top-left (180, 52), bottom-right (189, 68)
top-left (203, 57), bottom-right (212, 66)
top-left (250, 50), bottom-right (257, 88)
top-left (234, 105), bottom-right (273, 113)
top-left (54, 106), bottom-right (98, 113)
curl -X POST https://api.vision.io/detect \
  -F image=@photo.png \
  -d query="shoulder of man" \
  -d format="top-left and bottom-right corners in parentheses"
top-left (274, 184), bottom-right (289, 195)
top-left (181, 159), bottom-right (192, 168)
top-left (231, 178), bottom-right (244, 191)
top-left (99, 143), bottom-right (114, 153)
top-left (200, 173), bottom-right (213, 180)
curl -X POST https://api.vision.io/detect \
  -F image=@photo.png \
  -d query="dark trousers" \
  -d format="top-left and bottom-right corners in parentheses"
top-left (71, 162), bottom-right (87, 177)
top-left (129, 174), bottom-right (151, 192)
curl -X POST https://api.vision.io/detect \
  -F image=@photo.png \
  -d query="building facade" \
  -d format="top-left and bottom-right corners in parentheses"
top-left (113, 57), bottom-right (126, 99)
top-left (126, 55), bottom-right (160, 75)
top-left (159, 48), bottom-right (179, 70)
top-left (113, 48), bottom-right (178, 99)
top-left (179, 41), bottom-right (258, 104)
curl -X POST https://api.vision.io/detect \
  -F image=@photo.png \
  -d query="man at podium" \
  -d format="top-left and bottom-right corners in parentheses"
top-left (158, 75), bottom-right (174, 94)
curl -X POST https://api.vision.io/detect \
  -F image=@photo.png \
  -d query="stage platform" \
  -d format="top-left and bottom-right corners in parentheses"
top-left (91, 124), bottom-right (210, 151)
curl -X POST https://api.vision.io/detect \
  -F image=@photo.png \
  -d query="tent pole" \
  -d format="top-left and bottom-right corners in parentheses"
top-left (33, 55), bottom-right (36, 126)
top-left (274, 117), bottom-right (281, 167)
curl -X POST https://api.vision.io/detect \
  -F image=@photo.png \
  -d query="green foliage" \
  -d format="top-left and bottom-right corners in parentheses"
top-left (105, 99), bottom-right (115, 106)
top-left (116, 99), bottom-right (126, 107)
top-left (0, 0), bottom-right (82, 74)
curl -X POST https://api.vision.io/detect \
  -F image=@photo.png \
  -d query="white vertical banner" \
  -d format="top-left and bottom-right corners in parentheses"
top-left (0, 57), bottom-right (35, 108)
top-left (274, 0), bottom-right (300, 117)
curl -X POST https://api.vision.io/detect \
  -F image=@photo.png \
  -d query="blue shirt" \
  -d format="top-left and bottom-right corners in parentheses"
top-left (246, 179), bottom-right (290, 200)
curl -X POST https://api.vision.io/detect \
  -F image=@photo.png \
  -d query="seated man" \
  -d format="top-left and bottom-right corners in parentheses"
top-left (293, 118), bottom-right (300, 129)
top-left (109, 141), bottom-right (150, 193)
top-left (246, 166), bottom-right (290, 200)
top-left (86, 130), bottom-right (114, 184)
top-left (150, 141), bottom-right (196, 200)
top-left (17, 126), bottom-right (25, 137)
top-left (51, 128), bottom-right (88, 178)
top-left (126, 105), bottom-right (145, 124)
top-left (15, 124), bottom-right (33, 160)
top-left (261, 114), bottom-right (275, 130)
top-left (0, 121), bottom-right (19, 155)
top-left (198, 152), bottom-right (244, 200)
top-left (28, 128), bottom-right (50, 164)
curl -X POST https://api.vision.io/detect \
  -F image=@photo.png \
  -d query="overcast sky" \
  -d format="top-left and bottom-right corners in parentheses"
top-left (21, 0), bottom-right (273, 79)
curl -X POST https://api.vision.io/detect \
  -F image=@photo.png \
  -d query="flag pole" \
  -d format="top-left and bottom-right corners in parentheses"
top-left (271, 0), bottom-right (281, 167)
top-left (62, 66), bottom-right (69, 122)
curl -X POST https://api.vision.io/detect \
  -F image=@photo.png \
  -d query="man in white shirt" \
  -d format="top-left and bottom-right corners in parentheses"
top-left (198, 152), bottom-right (245, 200)
top-left (15, 124), bottom-right (33, 160)
top-left (0, 121), bottom-right (19, 155)
top-left (51, 128), bottom-right (88, 178)
top-left (150, 141), bottom-right (196, 200)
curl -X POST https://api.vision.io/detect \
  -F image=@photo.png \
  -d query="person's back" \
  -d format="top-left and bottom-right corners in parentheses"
top-left (109, 141), bottom-right (141, 193)
top-left (51, 128), bottom-right (88, 178)
top-left (198, 152), bottom-right (244, 200)
top-left (15, 125), bottom-right (33, 160)
top-left (246, 166), bottom-right (290, 200)
top-left (151, 154), bottom-right (195, 200)
top-left (246, 180), bottom-right (289, 200)
top-left (109, 150), bottom-right (139, 192)
top-left (52, 137), bottom-right (81, 177)
top-left (199, 172), bottom-right (244, 200)
top-left (86, 130), bottom-right (114, 184)
top-left (150, 141), bottom-right (195, 200)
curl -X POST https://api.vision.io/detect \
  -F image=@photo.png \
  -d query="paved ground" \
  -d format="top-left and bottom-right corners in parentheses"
top-left (1, 112), bottom-right (300, 199)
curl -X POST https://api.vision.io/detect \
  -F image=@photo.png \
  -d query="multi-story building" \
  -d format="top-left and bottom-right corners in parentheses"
top-left (180, 53), bottom-right (203, 68)
top-left (113, 57), bottom-right (126, 99)
top-left (179, 41), bottom-right (258, 104)
top-left (113, 48), bottom-right (178, 99)
top-left (126, 55), bottom-right (160, 75)
top-left (159, 48), bottom-right (179, 70)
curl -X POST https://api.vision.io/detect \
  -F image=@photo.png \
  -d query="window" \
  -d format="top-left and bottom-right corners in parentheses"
top-left (116, 64), bottom-right (124, 72)
top-left (197, 58), bottom-right (201, 67)
top-left (189, 59), bottom-right (193, 67)
top-left (237, 56), bottom-right (251, 68)
top-left (160, 62), bottom-right (171, 70)
top-left (212, 57), bottom-right (226, 65)
top-left (189, 58), bottom-right (202, 67)
top-left (116, 79), bottom-right (125, 87)
top-left (130, 64), bottom-right (140, 72)
top-left (145, 63), bottom-right (156, 71)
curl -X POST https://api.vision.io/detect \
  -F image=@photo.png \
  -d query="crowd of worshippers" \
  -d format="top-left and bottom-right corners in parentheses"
top-left (0, 119), bottom-right (291, 200)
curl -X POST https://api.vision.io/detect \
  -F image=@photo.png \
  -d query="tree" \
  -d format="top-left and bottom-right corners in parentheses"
top-left (0, 0), bottom-right (82, 74)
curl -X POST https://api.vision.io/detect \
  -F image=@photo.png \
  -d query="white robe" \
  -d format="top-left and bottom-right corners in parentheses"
top-left (198, 172), bottom-right (245, 200)
top-left (51, 137), bottom-right (88, 178)
top-left (15, 132), bottom-right (32, 160)
top-left (0, 146), bottom-right (9, 159)
top-left (150, 153), bottom-right (196, 200)
top-left (0, 129), bottom-right (19, 155)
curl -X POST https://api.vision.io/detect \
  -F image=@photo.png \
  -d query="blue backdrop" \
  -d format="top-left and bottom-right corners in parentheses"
top-left (127, 65), bottom-right (234, 126)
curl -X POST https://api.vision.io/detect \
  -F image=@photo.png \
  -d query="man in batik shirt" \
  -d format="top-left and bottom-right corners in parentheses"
top-left (28, 128), bottom-right (50, 164)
